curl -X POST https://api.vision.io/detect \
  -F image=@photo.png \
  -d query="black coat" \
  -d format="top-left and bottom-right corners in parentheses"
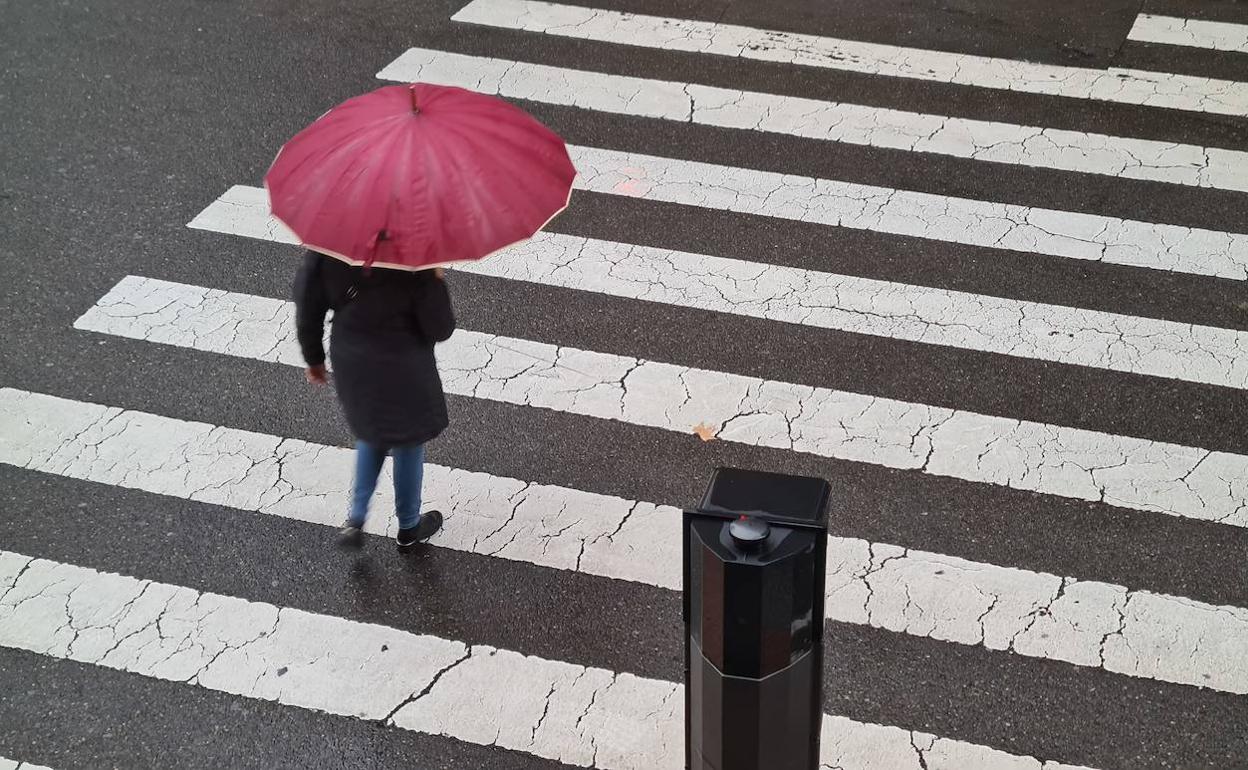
top-left (293, 251), bottom-right (456, 447)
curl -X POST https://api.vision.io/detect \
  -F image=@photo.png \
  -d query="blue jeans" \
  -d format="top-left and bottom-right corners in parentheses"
top-left (349, 441), bottom-right (425, 530)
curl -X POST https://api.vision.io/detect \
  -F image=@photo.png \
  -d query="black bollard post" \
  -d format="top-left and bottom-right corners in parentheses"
top-left (683, 467), bottom-right (830, 770)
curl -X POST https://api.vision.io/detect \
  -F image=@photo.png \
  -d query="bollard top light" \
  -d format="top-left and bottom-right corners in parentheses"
top-left (728, 515), bottom-right (771, 550)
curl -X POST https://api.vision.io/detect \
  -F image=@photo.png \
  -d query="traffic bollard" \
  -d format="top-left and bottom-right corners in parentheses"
top-left (683, 467), bottom-right (831, 770)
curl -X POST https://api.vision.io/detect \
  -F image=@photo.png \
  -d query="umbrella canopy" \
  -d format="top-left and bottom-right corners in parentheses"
top-left (265, 83), bottom-right (576, 270)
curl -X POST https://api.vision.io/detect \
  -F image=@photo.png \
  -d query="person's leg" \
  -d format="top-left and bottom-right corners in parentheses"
top-left (391, 443), bottom-right (426, 531)
top-left (392, 443), bottom-right (443, 547)
top-left (348, 440), bottom-right (388, 527)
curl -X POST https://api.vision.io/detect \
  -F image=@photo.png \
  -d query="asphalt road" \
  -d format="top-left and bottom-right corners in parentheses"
top-left (3, 0), bottom-right (1248, 767)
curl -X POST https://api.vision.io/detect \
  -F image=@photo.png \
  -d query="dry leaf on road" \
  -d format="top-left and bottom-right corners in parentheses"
top-left (692, 422), bottom-right (718, 442)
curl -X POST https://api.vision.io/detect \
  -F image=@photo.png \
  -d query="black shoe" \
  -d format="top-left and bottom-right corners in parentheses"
top-left (397, 510), bottom-right (442, 548)
top-left (337, 522), bottom-right (365, 550)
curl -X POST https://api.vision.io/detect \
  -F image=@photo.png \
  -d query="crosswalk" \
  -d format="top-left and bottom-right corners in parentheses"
top-left (377, 47), bottom-right (1248, 191)
top-left (71, 275), bottom-right (1248, 525)
top-left (8, 386), bottom-right (1248, 696)
top-left (197, 186), bottom-right (1248, 387)
top-left (452, 0), bottom-right (1248, 116)
top-left (1, 549), bottom-right (1106, 770)
top-left (4, 0), bottom-right (1248, 767)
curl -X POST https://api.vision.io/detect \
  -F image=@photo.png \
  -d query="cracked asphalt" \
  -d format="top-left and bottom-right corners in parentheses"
top-left (3, 0), bottom-right (1248, 767)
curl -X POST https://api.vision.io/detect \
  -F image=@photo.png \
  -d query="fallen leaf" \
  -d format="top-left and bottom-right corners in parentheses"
top-left (692, 422), bottom-right (718, 442)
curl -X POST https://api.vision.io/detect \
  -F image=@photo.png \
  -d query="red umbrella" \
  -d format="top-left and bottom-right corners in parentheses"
top-left (265, 83), bottom-right (576, 271)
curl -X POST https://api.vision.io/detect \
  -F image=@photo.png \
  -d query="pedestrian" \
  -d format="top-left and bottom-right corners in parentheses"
top-left (271, 84), bottom-right (571, 552)
top-left (293, 248), bottom-right (455, 550)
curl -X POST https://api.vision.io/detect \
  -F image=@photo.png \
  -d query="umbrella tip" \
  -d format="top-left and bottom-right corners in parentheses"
top-left (409, 84), bottom-right (419, 114)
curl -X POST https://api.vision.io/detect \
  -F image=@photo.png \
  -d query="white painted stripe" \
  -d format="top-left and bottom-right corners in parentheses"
top-left (0, 387), bottom-right (678, 586)
top-left (452, 0), bottom-right (1248, 117)
top-left (193, 157), bottom-right (1248, 281)
top-left (0, 551), bottom-right (1098, 770)
top-left (74, 276), bottom-right (1248, 527)
top-left (0, 757), bottom-right (54, 770)
top-left (193, 185), bottom-right (1248, 389)
top-left (468, 235), bottom-right (1248, 388)
top-left (1130, 14), bottom-right (1248, 53)
top-left (9, 386), bottom-right (1248, 695)
top-left (378, 47), bottom-right (1248, 192)
top-left (188, 186), bottom-right (297, 246)
top-left (567, 144), bottom-right (1248, 280)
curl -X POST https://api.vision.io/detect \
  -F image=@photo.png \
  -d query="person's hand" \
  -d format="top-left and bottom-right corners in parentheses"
top-left (306, 364), bottom-right (329, 386)
top-left (433, 267), bottom-right (446, 280)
